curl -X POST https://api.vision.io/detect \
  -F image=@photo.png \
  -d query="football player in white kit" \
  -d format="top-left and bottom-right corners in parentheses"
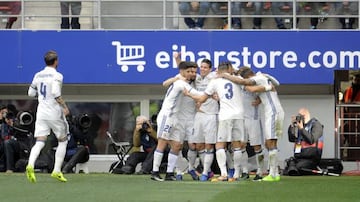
top-left (191, 59), bottom-right (219, 181)
top-left (26, 50), bottom-right (69, 183)
top-left (185, 62), bottom-right (268, 181)
top-left (221, 67), bottom-right (284, 182)
top-left (151, 61), bottom-right (197, 181)
top-left (163, 57), bottom-right (218, 181)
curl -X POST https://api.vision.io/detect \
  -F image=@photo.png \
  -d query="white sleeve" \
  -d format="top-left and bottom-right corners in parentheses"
top-left (204, 79), bottom-right (216, 96)
top-left (52, 74), bottom-right (63, 98)
top-left (28, 84), bottom-right (37, 97)
top-left (263, 73), bottom-right (280, 86)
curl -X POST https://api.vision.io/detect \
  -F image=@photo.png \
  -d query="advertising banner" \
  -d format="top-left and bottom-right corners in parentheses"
top-left (0, 30), bottom-right (359, 84)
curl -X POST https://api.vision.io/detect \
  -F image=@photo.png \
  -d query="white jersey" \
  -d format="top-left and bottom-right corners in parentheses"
top-left (195, 72), bottom-right (219, 114)
top-left (251, 73), bottom-right (284, 139)
top-left (241, 88), bottom-right (260, 120)
top-left (28, 66), bottom-right (64, 120)
top-left (251, 74), bottom-right (284, 116)
top-left (159, 79), bottom-right (195, 118)
top-left (176, 81), bottom-right (196, 120)
top-left (205, 75), bottom-right (243, 121)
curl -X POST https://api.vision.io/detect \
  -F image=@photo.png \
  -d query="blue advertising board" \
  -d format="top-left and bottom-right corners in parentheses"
top-left (0, 30), bottom-right (359, 84)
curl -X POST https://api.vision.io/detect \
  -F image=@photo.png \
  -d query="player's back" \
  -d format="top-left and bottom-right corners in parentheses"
top-left (205, 77), bottom-right (243, 121)
top-left (252, 74), bottom-right (283, 115)
top-left (32, 67), bottom-right (63, 120)
top-left (241, 88), bottom-right (260, 120)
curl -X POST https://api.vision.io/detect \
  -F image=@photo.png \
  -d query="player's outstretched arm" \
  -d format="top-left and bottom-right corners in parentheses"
top-left (218, 73), bottom-right (256, 85)
top-left (162, 74), bottom-right (185, 88)
top-left (245, 84), bottom-right (273, 93)
top-left (183, 88), bottom-right (209, 104)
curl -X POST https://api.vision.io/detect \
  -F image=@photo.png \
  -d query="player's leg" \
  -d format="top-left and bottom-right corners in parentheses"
top-left (51, 118), bottom-right (69, 182)
top-left (26, 120), bottom-right (49, 183)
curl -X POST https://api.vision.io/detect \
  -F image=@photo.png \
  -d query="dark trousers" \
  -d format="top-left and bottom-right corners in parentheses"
top-left (4, 138), bottom-right (31, 171)
top-left (124, 151), bottom-right (153, 173)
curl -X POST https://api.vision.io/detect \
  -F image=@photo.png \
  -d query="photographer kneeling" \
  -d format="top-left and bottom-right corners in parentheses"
top-left (120, 115), bottom-right (158, 174)
top-left (284, 108), bottom-right (324, 176)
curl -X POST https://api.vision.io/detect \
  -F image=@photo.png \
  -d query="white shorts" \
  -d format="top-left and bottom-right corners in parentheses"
top-left (217, 119), bottom-right (245, 143)
top-left (261, 111), bottom-right (284, 140)
top-left (190, 112), bottom-right (217, 144)
top-left (34, 116), bottom-right (69, 139)
top-left (156, 112), bottom-right (173, 141)
top-left (156, 112), bottom-right (188, 143)
top-left (173, 117), bottom-right (193, 143)
top-left (244, 118), bottom-right (263, 146)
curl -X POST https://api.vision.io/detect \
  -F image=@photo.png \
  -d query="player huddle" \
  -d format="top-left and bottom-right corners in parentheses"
top-left (151, 53), bottom-right (284, 182)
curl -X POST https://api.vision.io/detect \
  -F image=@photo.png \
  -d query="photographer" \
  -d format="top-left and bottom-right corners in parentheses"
top-left (284, 108), bottom-right (324, 176)
top-left (3, 110), bottom-right (35, 173)
top-left (120, 115), bottom-right (158, 174)
top-left (47, 113), bottom-right (91, 173)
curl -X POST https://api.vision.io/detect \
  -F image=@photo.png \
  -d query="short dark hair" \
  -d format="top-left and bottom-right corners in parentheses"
top-left (237, 66), bottom-right (254, 78)
top-left (179, 61), bottom-right (197, 70)
top-left (44, 50), bottom-right (58, 66)
top-left (201, 59), bottom-right (212, 68)
top-left (178, 61), bottom-right (188, 70)
top-left (186, 61), bottom-right (198, 68)
top-left (217, 61), bottom-right (232, 71)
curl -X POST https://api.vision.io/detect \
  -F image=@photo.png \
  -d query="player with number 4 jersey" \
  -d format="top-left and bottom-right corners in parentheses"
top-left (26, 50), bottom-right (70, 183)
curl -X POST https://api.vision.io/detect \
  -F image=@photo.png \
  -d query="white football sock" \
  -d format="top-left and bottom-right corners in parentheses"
top-left (53, 140), bottom-right (68, 173)
top-left (152, 150), bottom-right (164, 172)
top-left (27, 141), bottom-right (45, 167)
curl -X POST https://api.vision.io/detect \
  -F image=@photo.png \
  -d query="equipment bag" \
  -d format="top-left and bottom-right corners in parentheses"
top-left (319, 158), bottom-right (344, 175)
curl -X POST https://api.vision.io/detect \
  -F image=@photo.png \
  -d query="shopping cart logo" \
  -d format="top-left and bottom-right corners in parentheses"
top-left (112, 41), bottom-right (146, 72)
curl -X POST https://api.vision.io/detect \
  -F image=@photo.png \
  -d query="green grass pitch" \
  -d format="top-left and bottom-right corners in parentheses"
top-left (1, 173), bottom-right (359, 202)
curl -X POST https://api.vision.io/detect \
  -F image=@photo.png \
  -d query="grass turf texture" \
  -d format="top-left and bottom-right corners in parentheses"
top-left (1, 173), bottom-right (359, 202)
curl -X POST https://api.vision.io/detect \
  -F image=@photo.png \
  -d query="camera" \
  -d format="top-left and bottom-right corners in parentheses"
top-left (18, 111), bottom-right (34, 126)
top-left (141, 122), bottom-right (150, 131)
top-left (295, 114), bottom-right (304, 123)
top-left (76, 114), bottom-right (92, 129)
top-left (3, 111), bottom-right (15, 120)
top-left (293, 114), bottom-right (304, 124)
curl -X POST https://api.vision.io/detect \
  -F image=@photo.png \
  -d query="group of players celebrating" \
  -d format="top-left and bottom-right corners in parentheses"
top-left (151, 52), bottom-right (284, 182)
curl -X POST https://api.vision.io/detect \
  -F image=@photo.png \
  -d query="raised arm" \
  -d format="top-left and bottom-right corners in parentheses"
top-left (162, 74), bottom-right (185, 88)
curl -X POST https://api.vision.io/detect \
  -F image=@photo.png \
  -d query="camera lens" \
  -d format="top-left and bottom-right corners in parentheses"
top-left (142, 122), bottom-right (149, 130)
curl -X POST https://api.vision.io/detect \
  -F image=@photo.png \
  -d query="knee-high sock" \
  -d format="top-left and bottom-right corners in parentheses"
top-left (268, 148), bottom-right (279, 177)
top-left (152, 150), bottom-right (164, 172)
top-left (175, 151), bottom-right (184, 175)
top-left (187, 149), bottom-right (197, 171)
top-left (198, 149), bottom-right (206, 168)
top-left (216, 148), bottom-right (227, 177)
top-left (232, 148), bottom-right (243, 179)
top-left (53, 140), bottom-right (68, 173)
top-left (202, 149), bottom-right (214, 175)
top-left (226, 150), bottom-right (234, 169)
top-left (240, 150), bottom-right (248, 174)
top-left (167, 151), bottom-right (179, 173)
top-left (27, 141), bottom-right (46, 167)
top-left (255, 149), bottom-right (264, 175)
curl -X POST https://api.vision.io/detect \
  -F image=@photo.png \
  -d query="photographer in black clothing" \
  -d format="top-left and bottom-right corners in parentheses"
top-left (284, 108), bottom-right (324, 176)
top-left (3, 110), bottom-right (35, 173)
top-left (120, 115), bottom-right (158, 174)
